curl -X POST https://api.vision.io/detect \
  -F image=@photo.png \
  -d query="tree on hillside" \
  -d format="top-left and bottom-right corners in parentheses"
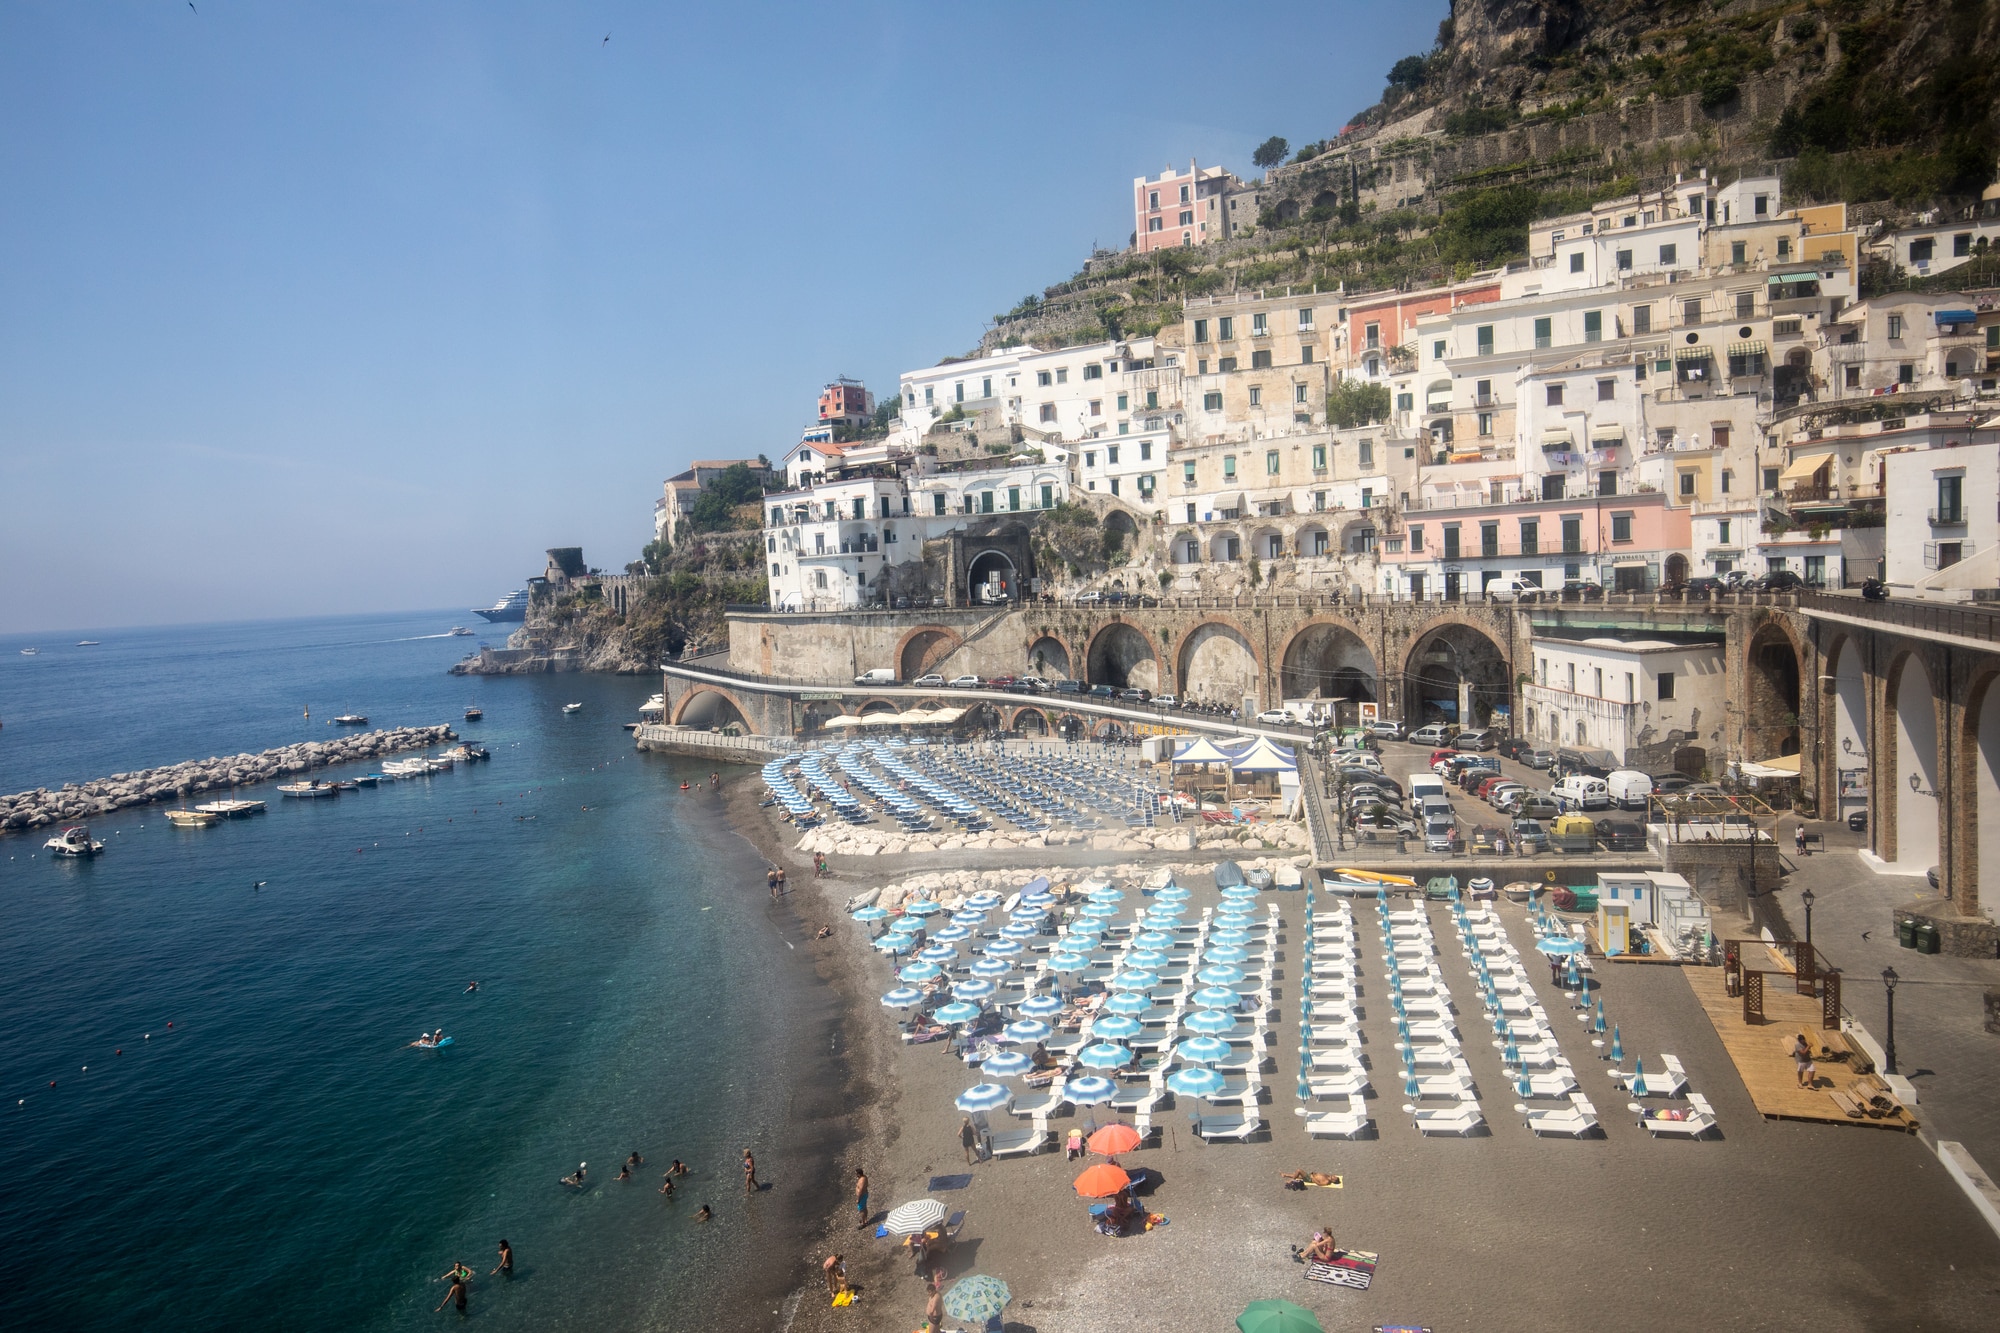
top-left (1387, 55), bottom-right (1429, 92)
top-left (687, 462), bottom-right (766, 534)
top-left (1326, 379), bottom-right (1392, 430)
top-left (1252, 136), bottom-right (1289, 170)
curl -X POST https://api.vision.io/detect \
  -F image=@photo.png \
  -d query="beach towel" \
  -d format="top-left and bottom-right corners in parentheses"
top-left (1304, 1176), bottom-right (1344, 1189)
top-left (1373, 1326), bottom-right (1430, 1332)
top-left (1307, 1249), bottom-right (1379, 1291)
top-left (927, 1174), bottom-right (973, 1192)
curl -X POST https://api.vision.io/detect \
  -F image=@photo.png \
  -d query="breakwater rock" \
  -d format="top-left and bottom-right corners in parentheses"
top-left (0, 724), bottom-right (456, 833)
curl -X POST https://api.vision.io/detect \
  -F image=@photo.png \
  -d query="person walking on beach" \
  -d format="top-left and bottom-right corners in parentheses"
top-left (854, 1168), bottom-right (869, 1229)
top-left (491, 1240), bottom-right (512, 1279)
top-left (768, 867), bottom-right (779, 899)
top-left (960, 1117), bottom-right (980, 1164)
top-left (741, 1148), bottom-right (758, 1193)
top-left (776, 867), bottom-right (787, 895)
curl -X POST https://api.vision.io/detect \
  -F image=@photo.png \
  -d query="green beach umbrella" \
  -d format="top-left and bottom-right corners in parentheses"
top-left (1237, 1298), bottom-right (1324, 1333)
top-left (943, 1274), bottom-right (1011, 1324)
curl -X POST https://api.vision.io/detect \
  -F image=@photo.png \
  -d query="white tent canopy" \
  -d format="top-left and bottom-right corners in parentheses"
top-left (1230, 737), bottom-right (1298, 772)
top-left (1173, 737), bottom-right (1239, 765)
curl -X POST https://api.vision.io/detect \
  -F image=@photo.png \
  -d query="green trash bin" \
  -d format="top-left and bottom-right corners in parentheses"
top-left (1896, 918), bottom-right (1917, 948)
top-left (1915, 922), bottom-right (1941, 954)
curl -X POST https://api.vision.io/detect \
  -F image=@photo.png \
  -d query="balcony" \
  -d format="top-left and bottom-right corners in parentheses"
top-left (1929, 507), bottom-right (1966, 527)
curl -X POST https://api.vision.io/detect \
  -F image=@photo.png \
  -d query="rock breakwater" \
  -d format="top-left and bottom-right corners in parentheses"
top-left (0, 724), bottom-right (456, 833)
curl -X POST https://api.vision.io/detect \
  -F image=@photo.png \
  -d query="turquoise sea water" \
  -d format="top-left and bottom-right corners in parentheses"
top-left (0, 614), bottom-right (831, 1330)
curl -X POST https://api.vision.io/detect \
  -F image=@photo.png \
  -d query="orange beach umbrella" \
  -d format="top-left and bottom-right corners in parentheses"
top-left (1086, 1123), bottom-right (1143, 1157)
top-left (1072, 1163), bottom-right (1132, 1198)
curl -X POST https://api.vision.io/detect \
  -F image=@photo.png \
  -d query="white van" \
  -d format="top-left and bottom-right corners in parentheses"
top-left (854, 667), bottom-right (897, 684)
top-left (1552, 775), bottom-right (1611, 813)
top-left (1606, 770), bottom-right (1654, 811)
top-left (1407, 773), bottom-right (1446, 803)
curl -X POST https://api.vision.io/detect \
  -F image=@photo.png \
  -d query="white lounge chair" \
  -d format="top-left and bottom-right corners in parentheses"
top-left (987, 1115), bottom-right (1049, 1157)
top-left (1525, 1094), bottom-right (1601, 1137)
top-left (1304, 1069), bottom-right (1371, 1098)
top-left (1518, 1067), bottom-right (1579, 1098)
top-left (1397, 1041), bottom-right (1462, 1069)
top-left (1190, 1110), bottom-right (1264, 1141)
top-left (1108, 1084), bottom-right (1159, 1113)
top-left (1638, 1091), bottom-right (1717, 1139)
top-left (1411, 1102), bottom-right (1483, 1135)
top-left (1011, 1079), bottom-right (1069, 1118)
top-left (1410, 1071), bottom-right (1476, 1100)
top-left (1208, 1075), bottom-right (1264, 1106)
top-left (1297, 1096), bottom-right (1372, 1138)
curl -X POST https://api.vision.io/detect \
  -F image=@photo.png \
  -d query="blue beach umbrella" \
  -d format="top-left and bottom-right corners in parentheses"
top-left (1536, 937), bottom-right (1584, 956)
top-left (1018, 994), bottom-right (1064, 1019)
top-left (984, 938), bottom-right (1025, 957)
top-left (1046, 952), bottom-right (1092, 974)
top-left (1209, 928), bottom-right (1253, 947)
top-left (1504, 1035), bottom-right (1521, 1067)
top-left (1087, 886), bottom-right (1126, 902)
top-left (1076, 1042), bottom-right (1134, 1070)
top-left (970, 957), bottom-right (1013, 978)
top-left (1184, 1009), bottom-right (1239, 1037)
top-left (1080, 900), bottom-right (1120, 919)
top-left (1091, 1014), bottom-right (1143, 1040)
top-left (1191, 985), bottom-right (1243, 1009)
top-left (1594, 999), bottom-right (1607, 1034)
top-left (1516, 1073), bottom-right (1533, 1099)
top-left (1065, 1075), bottom-right (1119, 1105)
top-left (899, 960), bottom-right (943, 983)
top-left (1204, 943), bottom-right (1250, 965)
top-left (1220, 885), bottom-right (1259, 901)
top-left (1196, 964), bottom-right (1246, 987)
top-left (853, 905), bottom-right (890, 922)
top-left (904, 899), bottom-right (945, 917)
top-left (1166, 1066), bottom-right (1226, 1098)
top-left (1176, 1034), bottom-right (1232, 1064)
top-left (1609, 1025), bottom-right (1623, 1063)
top-left (1154, 885), bottom-right (1191, 901)
top-left (1631, 1055), bottom-right (1648, 1097)
top-left (934, 1001), bottom-right (982, 1025)
top-left (1103, 991), bottom-right (1154, 1016)
top-left (955, 1083), bottom-right (1013, 1113)
top-left (951, 910), bottom-right (990, 927)
top-left (881, 987), bottom-right (925, 1009)
top-left (1566, 955), bottom-right (1583, 989)
top-left (944, 1275), bottom-right (1012, 1326)
top-left (1133, 930), bottom-right (1177, 950)
top-left (917, 944), bottom-right (958, 964)
top-left (982, 1050), bottom-right (1032, 1078)
top-left (966, 891), bottom-right (1003, 908)
top-left (1064, 920), bottom-right (1106, 940)
top-left (1000, 922), bottom-right (1042, 940)
top-left (932, 925), bottom-right (973, 944)
top-left (1003, 1019), bottom-right (1053, 1044)
top-left (874, 933), bottom-right (915, 954)
top-left (1108, 970), bottom-right (1161, 992)
top-left (1124, 950), bottom-right (1172, 970)
top-left (955, 978), bottom-right (998, 1000)
top-left (1403, 1072), bottom-right (1420, 1099)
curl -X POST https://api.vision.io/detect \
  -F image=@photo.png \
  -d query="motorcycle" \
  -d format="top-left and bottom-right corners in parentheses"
top-left (1861, 578), bottom-right (1889, 602)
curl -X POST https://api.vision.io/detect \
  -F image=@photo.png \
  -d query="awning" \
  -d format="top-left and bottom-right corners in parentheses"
top-left (1936, 309), bottom-right (1977, 325)
top-left (1779, 454), bottom-right (1831, 483)
top-left (822, 715), bottom-right (864, 728)
top-left (1589, 424), bottom-right (1624, 443)
top-left (1752, 753), bottom-right (1801, 774)
top-left (927, 707), bottom-right (966, 724)
top-left (1173, 737), bottom-right (1238, 765)
top-left (1727, 340), bottom-right (1767, 358)
top-left (1540, 428), bottom-right (1574, 447)
top-left (1674, 346), bottom-right (1712, 362)
top-left (1768, 273), bottom-right (1821, 286)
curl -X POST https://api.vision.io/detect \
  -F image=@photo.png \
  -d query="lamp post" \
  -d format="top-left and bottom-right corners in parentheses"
top-left (1881, 966), bottom-right (1899, 1076)
top-left (1800, 886), bottom-right (1815, 951)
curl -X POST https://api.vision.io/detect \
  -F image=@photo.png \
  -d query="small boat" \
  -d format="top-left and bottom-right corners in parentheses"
top-left (277, 781), bottom-right (340, 798)
top-left (331, 781), bottom-right (359, 792)
top-left (1243, 867), bottom-right (1274, 890)
top-left (1423, 875), bottom-right (1460, 901)
top-left (194, 799), bottom-right (265, 818)
top-left (166, 809), bottom-right (220, 829)
top-left (381, 758), bottom-right (427, 777)
top-left (1213, 860), bottom-right (1245, 889)
top-left (43, 825), bottom-right (104, 856)
top-left (448, 626), bottom-right (474, 637)
top-left (333, 714), bottom-right (368, 726)
top-left (562, 702), bottom-right (583, 714)
top-left (1467, 876), bottom-right (1497, 900)
top-left (463, 707), bottom-right (483, 721)
top-left (19, 648), bottom-right (37, 656)
top-left (353, 774), bottom-right (380, 787)
top-left (1502, 881), bottom-right (1539, 903)
top-left (76, 640), bottom-right (100, 646)
top-left (1329, 868), bottom-right (1419, 890)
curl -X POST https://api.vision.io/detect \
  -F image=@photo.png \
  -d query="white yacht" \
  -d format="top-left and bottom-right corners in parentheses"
top-left (44, 826), bottom-right (104, 856)
top-left (562, 702), bottom-right (583, 714)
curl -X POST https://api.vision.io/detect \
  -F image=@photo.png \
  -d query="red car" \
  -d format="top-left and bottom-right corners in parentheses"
top-left (1475, 775), bottom-right (1510, 800)
top-left (985, 675), bottom-right (1019, 691)
top-left (1429, 748), bottom-right (1457, 768)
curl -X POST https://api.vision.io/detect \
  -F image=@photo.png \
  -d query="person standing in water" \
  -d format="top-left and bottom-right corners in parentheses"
top-left (435, 1275), bottom-right (468, 1316)
top-left (853, 1168), bottom-right (869, 1229)
top-left (490, 1240), bottom-right (512, 1278)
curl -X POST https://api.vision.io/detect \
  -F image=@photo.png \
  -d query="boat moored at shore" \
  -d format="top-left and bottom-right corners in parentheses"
top-left (277, 781), bottom-right (340, 798)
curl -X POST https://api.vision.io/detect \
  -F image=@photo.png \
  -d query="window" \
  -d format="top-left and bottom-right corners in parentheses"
top-left (1364, 322), bottom-right (1379, 349)
top-left (1735, 291), bottom-right (1755, 318)
top-left (1039, 404), bottom-right (1056, 423)
top-left (1717, 519), bottom-right (1730, 544)
top-left (1263, 449), bottom-right (1280, 475)
top-left (1616, 249), bottom-right (1633, 271)
top-left (1218, 316), bottom-right (1234, 340)
top-left (1116, 392), bottom-right (1128, 412)
top-left (1138, 475), bottom-right (1154, 497)
top-left (1140, 441), bottom-right (1152, 460)
top-left (952, 380), bottom-right (964, 403)
top-left (1358, 438), bottom-right (1374, 467)
top-left (1476, 325), bottom-right (1493, 356)
top-left (1442, 524), bottom-right (1461, 559)
top-left (1679, 471), bottom-right (1697, 497)
top-left (1731, 241), bottom-right (1746, 265)
top-left (1478, 412), bottom-right (1493, 436)
top-left (1147, 217), bottom-right (1163, 233)
top-left (1720, 469), bottom-right (1733, 494)
top-left (1887, 314), bottom-right (1905, 339)
top-left (1534, 317), bottom-right (1552, 349)
top-left (1594, 667), bottom-right (1604, 697)
top-left (1711, 425), bottom-right (1729, 450)
top-left (1040, 483), bottom-right (1054, 508)
top-left (1312, 445), bottom-right (1326, 470)
top-left (979, 491), bottom-right (994, 514)
top-left (1251, 350), bottom-right (1273, 369)
top-left (1433, 339), bottom-right (1446, 360)
top-left (1409, 525), bottom-right (1424, 552)
top-left (1584, 311), bottom-right (1602, 342)
top-left (1300, 345), bottom-right (1315, 364)
top-left (1611, 512), bottom-right (1633, 543)
top-left (1055, 367), bottom-right (1068, 384)
top-left (1179, 185), bottom-right (1190, 204)
top-left (1937, 474), bottom-right (1964, 523)
top-left (1633, 304), bottom-right (1652, 334)
top-left (1778, 237), bottom-right (1791, 259)
top-left (981, 377), bottom-right (991, 398)
top-left (1083, 363), bottom-right (1103, 380)
top-left (1561, 516), bottom-right (1581, 552)
top-left (1753, 193), bottom-right (1768, 218)
top-left (1844, 365), bottom-right (1861, 388)
top-left (1107, 445), bottom-right (1120, 465)
top-left (1194, 319), bottom-right (1209, 343)
top-left (1203, 390), bottom-right (1223, 411)
top-left (1222, 455), bottom-right (1236, 478)
top-left (1294, 383), bottom-right (1308, 404)
top-left (1763, 467), bottom-right (1779, 491)
top-left (1481, 522), bottom-right (1499, 558)
top-left (1251, 313), bottom-right (1267, 336)
top-left (1216, 356), bottom-right (1237, 373)
top-left (1546, 383), bottom-right (1564, 406)
top-left (1148, 190), bottom-right (1159, 209)
top-left (1036, 370), bottom-right (1052, 387)
top-left (1910, 238), bottom-right (1934, 264)
top-left (1659, 243), bottom-right (1678, 265)
top-left (1955, 233), bottom-right (1973, 257)
top-left (1183, 461), bottom-right (1196, 484)
top-left (1396, 392), bottom-right (1413, 411)
top-left (1899, 363), bottom-right (1915, 384)
top-left (1146, 390), bottom-right (1159, 409)
top-left (1520, 520), bottom-right (1539, 555)
top-left (1007, 486), bottom-right (1021, 511)
top-left (1570, 252), bottom-right (1585, 273)
top-left (1658, 671), bottom-right (1675, 700)
top-left (1567, 663), bottom-right (1576, 691)
top-left (1599, 470), bottom-right (1618, 497)
top-left (849, 497), bottom-right (864, 520)
top-left (1596, 378), bottom-right (1616, 402)
top-left (814, 570), bottom-right (826, 589)
top-left (932, 492), bottom-right (946, 515)
top-left (1084, 451), bottom-right (1096, 468)
top-left (1683, 298), bottom-right (1702, 324)
top-left (1089, 399), bottom-right (1102, 416)
top-left (1178, 210), bottom-right (1194, 227)
top-left (1313, 492), bottom-right (1327, 514)
top-left (924, 385), bottom-right (934, 404)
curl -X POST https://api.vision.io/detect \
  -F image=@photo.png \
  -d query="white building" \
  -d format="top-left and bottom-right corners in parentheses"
top-left (1520, 636), bottom-right (1726, 770)
top-left (1074, 427), bottom-right (1171, 510)
top-left (1881, 437), bottom-right (2000, 591)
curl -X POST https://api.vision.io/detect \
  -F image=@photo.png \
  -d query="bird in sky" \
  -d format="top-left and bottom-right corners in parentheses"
top-left (603, 33), bottom-right (610, 44)
top-left (189, 2), bottom-right (197, 12)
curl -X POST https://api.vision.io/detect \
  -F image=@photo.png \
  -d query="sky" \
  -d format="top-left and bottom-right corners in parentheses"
top-left (0, 1), bottom-right (1445, 634)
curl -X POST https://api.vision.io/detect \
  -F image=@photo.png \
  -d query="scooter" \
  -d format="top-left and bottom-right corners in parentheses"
top-left (1861, 578), bottom-right (1889, 602)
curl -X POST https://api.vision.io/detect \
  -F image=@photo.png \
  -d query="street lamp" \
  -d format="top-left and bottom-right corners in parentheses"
top-left (1800, 887), bottom-right (1815, 951)
top-left (1880, 966), bottom-right (1899, 1076)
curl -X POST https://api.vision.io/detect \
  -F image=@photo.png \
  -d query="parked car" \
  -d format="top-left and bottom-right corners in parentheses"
top-left (1367, 718), bottom-right (1408, 741)
top-left (1340, 770), bottom-right (1401, 798)
top-left (986, 674), bottom-right (1019, 691)
top-left (1847, 809), bottom-right (1867, 833)
top-left (1490, 785), bottom-right (1528, 812)
top-left (1598, 819), bottom-right (1647, 851)
top-left (1475, 775), bottom-right (1512, 801)
top-left (1409, 723), bottom-right (1458, 746)
top-left (1511, 818), bottom-right (1549, 853)
top-left (855, 667), bottom-right (897, 684)
top-left (1351, 808), bottom-right (1419, 836)
top-left (1517, 796), bottom-right (1561, 822)
top-left (914, 673), bottom-right (946, 688)
top-left (1071, 590), bottom-right (1105, 604)
top-left (1484, 576), bottom-right (1544, 602)
top-left (1255, 709), bottom-right (1292, 725)
top-left (1497, 735), bottom-right (1530, 761)
top-left (1088, 684), bottom-right (1117, 698)
top-left (1118, 687), bottom-right (1150, 703)
top-left (1552, 775), bottom-right (1612, 813)
top-left (1346, 785), bottom-right (1402, 811)
top-left (1524, 748), bottom-right (1556, 770)
top-left (1454, 729), bottom-right (1497, 752)
top-left (1683, 576), bottom-right (1731, 597)
top-left (1759, 569), bottom-right (1806, 592)
top-left (948, 674), bottom-right (984, 688)
top-left (1151, 693), bottom-right (1178, 708)
top-left (1054, 678), bottom-right (1083, 694)
top-left (1557, 578), bottom-right (1605, 602)
top-left (1424, 822), bottom-right (1457, 854)
top-left (1649, 773), bottom-right (1692, 794)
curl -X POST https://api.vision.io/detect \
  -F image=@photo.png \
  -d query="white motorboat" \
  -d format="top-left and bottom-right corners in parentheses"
top-left (448, 626), bottom-right (473, 636)
top-left (44, 826), bottom-right (104, 856)
top-left (562, 702), bottom-right (582, 714)
top-left (333, 714), bottom-right (368, 726)
top-left (379, 759), bottom-right (425, 777)
top-left (76, 640), bottom-right (100, 646)
top-left (277, 781), bottom-right (340, 798)
top-left (166, 809), bottom-right (220, 829)
top-left (19, 648), bottom-right (37, 656)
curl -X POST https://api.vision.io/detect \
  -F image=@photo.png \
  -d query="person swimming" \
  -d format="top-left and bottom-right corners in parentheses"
top-left (560, 1163), bottom-right (586, 1188)
top-left (694, 1204), bottom-right (711, 1222)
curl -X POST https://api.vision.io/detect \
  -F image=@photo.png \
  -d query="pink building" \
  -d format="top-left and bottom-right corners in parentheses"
top-left (1341, 279), bottom-right (1502, 374)
top-left (1376, 491), bottom-right (1692, 599)
top-left (1133, 161), bottom-right (1238, 254)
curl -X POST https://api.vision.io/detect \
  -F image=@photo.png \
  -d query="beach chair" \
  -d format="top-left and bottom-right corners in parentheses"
top-left (1190, 1110), bottom-right (1264, 1142)
top-left (1655, 1054), bottom-right (1691, 1098)
top-left (1396, 1041), bottom-right (1461, 1070)
top-left (1207, 1074), bottom-right (1265, 1107)
top-left (1304, 1069), bottom-right (1371, 1099)
top-left (1297, 1096), bottom-right (1372, 1138)
top-left (986, 1115), bottom-right (1049, 1157)
top-left (1011, 1079), bottom-right (1069, 1118)
top-left (1638, 1092), bottom-right (1718, 1139)
top-left (1411, 1102), bottom-right (1484, 1136)
top-left (1525, 1094), bottom-right (1601, 1138)
top-left (1520, 1066), bottom-right (1579, 1098)
top-left (1108, 1084), bottom-right (1159, 1114)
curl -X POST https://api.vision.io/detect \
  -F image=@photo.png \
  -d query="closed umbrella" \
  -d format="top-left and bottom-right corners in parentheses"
top-left (1076, 1042), bottom-right (1134, 1070)
top-left (982, 1050), bottom-right (1032, 1078)
top-left (1086, 1123), bottom-right (1143, 1157)
top-left (899, 960), bottom-right (943, 983)
top-left (881, 987), bottom-right (924, 1009)
top-left (1631, 1055), bottom-right (1648, 1096)
top-left (885, 1198), bottom-right (950, 1235)
top-left (943, 1275), bottom-right (1012, 1326)
top-left (1166, 1066), bottom-right (1226, 1098)
top-left (934, 1001), bottom-right (982, 1025)
top-left (1609, 1025), bottom-right (1623, 1063)
top-left (1236, 1299), bottom-right (1324, 1333)
top-left (1593, 998), bottom-right (1607, 1034)
top-left (1072, 1162), bottom-right (1132, 1197)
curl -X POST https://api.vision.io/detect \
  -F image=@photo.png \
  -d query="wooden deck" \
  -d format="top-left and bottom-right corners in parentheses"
top-left (1682, 965), bottom-right (1919, 1133)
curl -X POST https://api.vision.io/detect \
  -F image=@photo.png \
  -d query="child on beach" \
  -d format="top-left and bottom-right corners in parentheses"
top-left (1065, 1128), bottom-right (1085, 1160)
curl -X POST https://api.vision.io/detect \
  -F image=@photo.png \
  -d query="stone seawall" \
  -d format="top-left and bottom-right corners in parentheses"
top-left (0, 724), bottom-right (456, 833)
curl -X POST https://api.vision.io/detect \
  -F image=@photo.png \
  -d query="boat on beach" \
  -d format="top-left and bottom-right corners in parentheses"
top-left (44, 825), bottom-right (104, 856)
top-left (277, 781), bottom-right (339, 798)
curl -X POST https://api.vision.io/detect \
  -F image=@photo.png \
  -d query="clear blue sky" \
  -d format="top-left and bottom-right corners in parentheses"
top-left (0, 1), bottom-right (1444, 634)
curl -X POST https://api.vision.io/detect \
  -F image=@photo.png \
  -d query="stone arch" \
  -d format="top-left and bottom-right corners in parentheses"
top-left (1888, 650), bottom-right (1939, 873)
top-left (962, 701), bottom-right (1004, 732)
top-left (1279, 618), bottom-right (1379, 709)
top-left (1091, 716), bottom-right (1127, 740)
top-left (857, 697), bottom-right (902, 716)
top-left (672, 686), bottom-right (753, 733)
top-left (1086, 621), bottom-right (1161, 691)
top-left (1297, 523), bottom-right (1331, 558)
top-left (1402, 619), bottom-right (1511, 729)
top-left (897, 625), bottom-right (962, 681)
top-left (1664, 552), bottom-right (1689, 586)
top-left (1274, 198), bottom-right (1300, 222)
top-left (1010, 707), bottom-right (1050, 736)
top-left (1177, 619), bottom-right (1261, 706)
top-left (1055, 711), bottom-right (1087, 740)
top-left (1963, 667), bottom-right (2000, 917)
top-left (967, 548), bottom-right (1019, 603)
top-left (801, 700), bottom-right (846, 732)
top-left (1249, 525), bottom-right (1285, 561)
top-left (1026, 634), bottom-right (1074, 680)
top-left (1169, 529), bottom-right (1202, 565)
top-left (1311, 188), bottom-right (1339, 211)
top-left (1208, 530), bottom-right (1243, 562)
top-left (1744, 621), bottom-right (1803, 760)
top-left (1826, 633), bottom-right (1868, 810)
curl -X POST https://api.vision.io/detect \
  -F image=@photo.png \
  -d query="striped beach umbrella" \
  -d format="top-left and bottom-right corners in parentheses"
top-left (1086, 885), bottom-right (1125, 901)
top-left (1124, 950), bottom-right (1172, 970)
top-left (1000, 922), bottom-right (1041, 939)
top-left (1166, 1065), bottom-right (1225, 1098)
top-left (903, 899), bottom-right (944, 917)
top-left (1205, 944), bottom-right (1249, 964)
top-left (981, 1050), bottom-right (1032, 1078)
top-left (917, 944), bottom-right (957, 964)
top-left (955, 978), bottom-right (997, 1000)
top-left (1183, 1009), bottom-right (1239, 1037)
top-left (1190, 985), bottom-right (1242, 1009)
top-left (1065, 1075), bottom-right (1118, 1105)
top-left (950, 910), bottom-right (989, 927)
top-left (885, 1198), bottom-right (951, 1234)
top-left (880, 987), bottom-right (924, 1009)
top-left (932, 925), bottom-right (972, 944)
top-left (1208, 928), bottom-right (1252, 947)
top-left (853, 905), bottom-right (889, 922)
top-left (1076, 1042), bottom-right (1134, 1070)
top-left (1045, 951), bottom-right (1091, 973)
top-left (1107, 970), bottom-right (1160, 991)
top-left (983, 938), bottom-right (1025, 957)
top-left (1080, 900), bottom-right (1120, 919)
top-left (1195, 964), bottom-right (1246, 987)
top-left (1175, 1034), bottom-right (1231, 1064)
top-left (1102, 991), bottom-right (1153, 1016)
top-left (1002, 1019), bottom-right (1052, 1044)
top-left (898, 960), bottom-right (943, 983)
top-left (1132, 930), bottom-right (1176, 950)
top-left (953, 1083), bottom-right (1011, 1114)
top-left (1018, 994), bottom-right (1064, 1019)
top-left (1154, 884), bottom-right (1191, 901)
top-left (933, 1001), bottom-right (981, 1025)
top-left (1090, 1014), bottom-right (1142, 1040)
top-left (969, 956), bottom-right (1013, 978)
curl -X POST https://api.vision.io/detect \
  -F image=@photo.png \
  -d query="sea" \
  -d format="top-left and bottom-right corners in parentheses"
top-left (0, 612), bottom-right (836, 1331)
